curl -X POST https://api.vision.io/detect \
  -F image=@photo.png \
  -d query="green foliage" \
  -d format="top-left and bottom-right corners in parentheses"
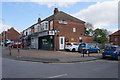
top-left (84, 22), bottom-right (109, 44)
top-left (93, 28), bottom-right (108, 44)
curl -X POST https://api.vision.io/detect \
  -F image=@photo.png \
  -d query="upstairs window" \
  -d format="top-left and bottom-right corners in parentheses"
top-left (45, 22), bottom-right (48, 30)
top-left (50, 21), bottom-right (53, 30)
top-left (73, 28), bottom-right (76, 32)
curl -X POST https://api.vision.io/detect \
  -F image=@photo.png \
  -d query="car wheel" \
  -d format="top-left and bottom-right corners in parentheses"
top-left (86, 50), bottom-right (89, 54)
top-left (72, 48), bottom-right (75, 52)
top-left (102, 56), bottom-right (106, 59)
top-left (116, 56), bottom-right (120, 61)
top-left (118, 56), bottom-right (120, 61)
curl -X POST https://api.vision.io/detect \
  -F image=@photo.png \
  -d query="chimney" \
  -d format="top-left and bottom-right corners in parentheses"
top-left (54, 8), bottom-right (59, 14)
top-left (38, 18), bottom-right (41, 23)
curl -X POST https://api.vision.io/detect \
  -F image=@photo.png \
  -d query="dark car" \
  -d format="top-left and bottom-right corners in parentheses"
top-left (102, 46), bottom-right (120, 60)
top-left (78, 43), bottom-right (100, 54)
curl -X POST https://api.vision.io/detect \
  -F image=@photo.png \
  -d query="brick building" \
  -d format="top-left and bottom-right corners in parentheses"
top-left (109, 30), bottom-right (120, 45)
top-left (22, 8), bottom-right (93, 50)
top-left (0, 27), bottom-right (20, 46)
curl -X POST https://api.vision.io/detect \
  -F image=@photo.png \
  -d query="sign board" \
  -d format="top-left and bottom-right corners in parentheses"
top-left (49, 31), bottom-right (55, 35)
top-left (58, 20), bottom-right (68, 24)
top-left (38, 31), bottom-right (48, 37)
top-left (38, 30), bottom-right (55, 37)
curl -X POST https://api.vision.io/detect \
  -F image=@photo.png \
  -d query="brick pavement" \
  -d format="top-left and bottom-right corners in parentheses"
top-left (2, 47), bottom-right (102, 59)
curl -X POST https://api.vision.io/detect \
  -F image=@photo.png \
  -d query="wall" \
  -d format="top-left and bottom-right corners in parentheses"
top-left (54, 19), bottom-right (84, 42)
top-left (6, 28), bottom-right (20, 42)
top-left (109, 35), bottom-right (120, 45)
top-left (31, 37), bottom-right (38, 49)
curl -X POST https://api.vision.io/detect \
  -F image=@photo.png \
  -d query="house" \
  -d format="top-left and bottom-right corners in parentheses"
top-left (109, 30), bottom-right (120, 45)
top-left (22, 8), bottom-right (93, 50)
top-left (0, 27), bottom-right (20, 46)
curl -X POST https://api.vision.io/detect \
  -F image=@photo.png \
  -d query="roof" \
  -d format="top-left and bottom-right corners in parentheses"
top-left (23, 10), bottom-right (85, 32)
top-left (109, 30), bottom-right (120, 36)
top-left (43, 11), bottom-right (85, 23)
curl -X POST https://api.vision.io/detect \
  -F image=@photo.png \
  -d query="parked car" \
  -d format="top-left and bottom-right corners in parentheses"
top-left (65, 42), bottom-right (79, 52)
top-left (102, 46), bottom-right (120, 60)
top-left (10, 42), bottom-right (24, 48)
top-left (78, 43), bottom-right (100, 54)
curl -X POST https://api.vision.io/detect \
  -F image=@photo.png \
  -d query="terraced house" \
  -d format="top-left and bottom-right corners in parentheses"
top-left (109, 30), bottom-right (120, 45)
top-left (22, 8), bottom-right (93, 50)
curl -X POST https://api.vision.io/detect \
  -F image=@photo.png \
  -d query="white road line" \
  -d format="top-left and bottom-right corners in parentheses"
top-left (48, 74), bottom-right (68, 78)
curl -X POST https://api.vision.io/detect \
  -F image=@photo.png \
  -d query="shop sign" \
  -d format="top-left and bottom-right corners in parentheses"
top-left (58, 20), bottom-right (68, 24)
top-left (38, 31), bottom-right (48, 37)
top-left (49, 31), bottom-right (55, 35)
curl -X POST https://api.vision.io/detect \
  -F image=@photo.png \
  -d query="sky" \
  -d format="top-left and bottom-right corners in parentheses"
top-left (0, 0), bottom-right (119, 34)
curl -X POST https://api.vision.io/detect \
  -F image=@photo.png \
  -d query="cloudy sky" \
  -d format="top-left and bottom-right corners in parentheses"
top-left (0, 0), bottom-right (118, 34)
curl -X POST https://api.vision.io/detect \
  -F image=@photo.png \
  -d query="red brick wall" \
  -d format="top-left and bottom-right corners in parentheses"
top-left (53, 19), bottom-right (93, 50)
top-left (6, 28), bottom-right (20, 42)
top-left (109, 35), bottom-right (120, 45)
top-left (54, 19), bottom-right (84, 42)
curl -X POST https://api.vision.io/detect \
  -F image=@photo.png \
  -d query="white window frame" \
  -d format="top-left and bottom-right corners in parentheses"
top-left (73, 28), bottom-right (76, 32)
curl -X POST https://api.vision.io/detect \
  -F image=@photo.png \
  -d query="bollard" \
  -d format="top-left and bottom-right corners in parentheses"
top-left (17, 48), bottom-right (20, 57)
top-left (9, 47), bottom-right (11, 56)
top-left (88, 53), bottom-right (90, 56)
top-left (82, 50), bottom-right (84, 57)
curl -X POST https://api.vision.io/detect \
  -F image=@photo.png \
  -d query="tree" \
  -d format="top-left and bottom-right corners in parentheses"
top-left (93, 28), bottom-right (109, 44)
top-left (84, 22), bottom-right (94, 36)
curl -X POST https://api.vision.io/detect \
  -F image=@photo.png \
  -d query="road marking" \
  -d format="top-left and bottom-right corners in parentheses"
top-left (48, 74), bottom-right (67, 78)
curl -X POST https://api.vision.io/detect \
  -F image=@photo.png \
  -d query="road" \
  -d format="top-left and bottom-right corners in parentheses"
top-left (2, 57), bottom-right (118, 78)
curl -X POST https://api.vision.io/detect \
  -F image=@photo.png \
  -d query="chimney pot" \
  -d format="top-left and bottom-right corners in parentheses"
top-left (54, 8), bottom-right (59, 14)
top-left (38, 18), bottom-right (41, 23)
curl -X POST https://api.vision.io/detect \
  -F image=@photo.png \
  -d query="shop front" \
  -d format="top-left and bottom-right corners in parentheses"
top-left (38, 30), bottom-right (55, 50)
top-left (38, 36), bottom-right (54, 50)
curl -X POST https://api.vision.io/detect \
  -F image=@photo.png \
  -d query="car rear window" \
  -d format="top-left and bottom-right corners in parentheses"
top-left (117, 47), bottom-right (120, 50)
top-left (66, 43), bottom-right (71, 45)
top-left (105, 46), bottom-right (117, 50)
top-left (79, 43), bottom-right (86, 47)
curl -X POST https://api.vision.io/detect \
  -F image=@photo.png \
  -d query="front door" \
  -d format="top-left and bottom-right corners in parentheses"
top-left (59, 37), bottom-right (65, 50)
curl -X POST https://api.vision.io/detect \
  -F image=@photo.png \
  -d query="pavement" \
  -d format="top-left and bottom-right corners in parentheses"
top-left (2, 47), bottom-right (102, 63)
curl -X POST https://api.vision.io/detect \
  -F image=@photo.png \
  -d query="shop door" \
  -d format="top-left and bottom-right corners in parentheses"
top-left (59, 37), bottom-right (65, 50)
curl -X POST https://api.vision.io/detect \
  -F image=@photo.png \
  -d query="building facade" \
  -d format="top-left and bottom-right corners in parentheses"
top-left (109, 30), bottom-right (120, 45)
top-left (0, 27), bottom-right (20, 46)
top-left (22, 8), bottom-right (93, 50)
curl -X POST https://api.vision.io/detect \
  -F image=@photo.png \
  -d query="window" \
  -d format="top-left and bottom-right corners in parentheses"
top-left (66, 43), bottom-right (71, 45)
top-left (73, 28), bottom-right (76, 32)
top-left (61, 38), bottom-right (63, 44)
top-left (45, 22), bottom-right (48, 30)
top-left (41, 21), bottom-right (48, 30)
top-left (73, 43), bottom-right (79, 45)
top-left (80, 43), bottom-right (86, 47)
top-left (50, 21), bottom-right (53, 30)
